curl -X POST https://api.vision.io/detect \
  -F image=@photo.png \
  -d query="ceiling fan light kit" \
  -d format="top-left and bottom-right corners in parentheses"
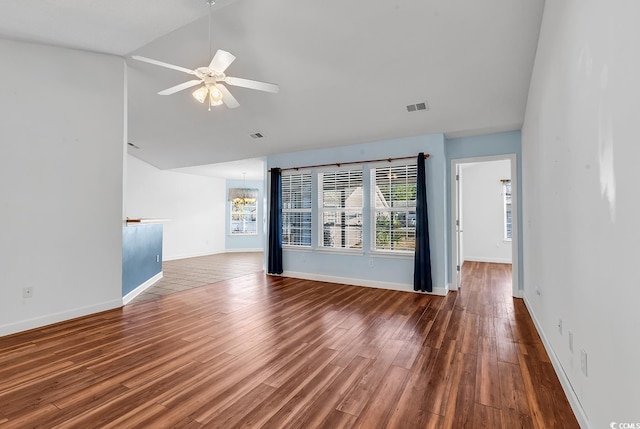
top-left (131, 0), bottom-right (278, 110)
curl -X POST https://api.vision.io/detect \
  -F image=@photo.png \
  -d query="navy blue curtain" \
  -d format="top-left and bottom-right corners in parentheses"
top-left (268, 168), bottom-right (283, 274)
top-left (414, 153), bottom-right (433, 292)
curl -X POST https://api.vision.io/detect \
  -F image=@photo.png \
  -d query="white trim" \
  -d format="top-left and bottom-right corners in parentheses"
top-left (224, 248), bottom-right (264, 253)
top-left (450, 154), bottom-right (520, 297)
top-left (282, 245), bottom-right (313, 253)
top-left (523, 295), bottom-right (590, 429)
top-left (122, 271), bottom-right (163, 305)
top-left (0, 299), bottom-right (122, 337)
top-left (463, 256), bottom-right (513, 264)
top-left (282, 271), bottom-right (448, 296)
top-left (368, 251), bottom-right (413, 260)
top-left (314, 248), bottom-right (365, 256)
top-left (163, 249), bottom-right (224, 261)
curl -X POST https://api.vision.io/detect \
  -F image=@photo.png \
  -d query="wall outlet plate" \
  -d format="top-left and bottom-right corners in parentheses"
top-left (558, 318), bottom-right (563, 335)
top-left (580, 349), bottom-right (588, 376)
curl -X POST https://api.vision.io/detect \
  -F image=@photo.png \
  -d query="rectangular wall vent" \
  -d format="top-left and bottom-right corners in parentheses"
top-left (249, 132), bottom-right (264, 139)
top-left (406, 101), bottom-right (429, 112)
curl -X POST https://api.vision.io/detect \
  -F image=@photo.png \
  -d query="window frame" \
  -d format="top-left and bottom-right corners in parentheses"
top-left (229, 192), bottom-right (258, 236)
top-left (281, 170), bottom-right (313, 248)
top-left (317, 166), bottom-right (364, 253)
top-left (503, 179), bottom-right (512, 242)
top-left (370, 160), bottom-right (417, 255)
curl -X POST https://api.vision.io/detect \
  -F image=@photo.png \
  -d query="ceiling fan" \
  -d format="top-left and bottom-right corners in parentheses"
top-left (131, 1), bottom-right (278, 110)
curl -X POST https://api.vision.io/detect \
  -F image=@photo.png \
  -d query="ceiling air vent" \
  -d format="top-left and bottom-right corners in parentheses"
top-left (406, 101), bottom-right (429, 112)
top-left (249, 132), bottom-right (264, 139)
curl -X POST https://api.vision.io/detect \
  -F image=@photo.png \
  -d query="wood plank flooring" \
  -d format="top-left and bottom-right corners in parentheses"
top-left (0, 262), bottom-right (579, 428)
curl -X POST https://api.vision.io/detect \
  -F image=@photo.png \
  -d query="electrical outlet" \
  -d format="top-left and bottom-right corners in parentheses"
top-left (536, 288), bottom-right (541, 296)
top-left (156, 255), bottom-right (160, 263)
top-left (558, 318), bottom-right (563, 335)
top-left (23, 287), bottom-right (33, 299)
top-left (568, 330), bottom-right (573, 353)
top-left (368, 258), bottom-right (374, 267)
top-left (580, 349), bottom-right (588, 376)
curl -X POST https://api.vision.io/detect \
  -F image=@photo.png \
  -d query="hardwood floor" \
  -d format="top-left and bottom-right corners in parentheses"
top-left (0, 262), bottom-right (579, 428)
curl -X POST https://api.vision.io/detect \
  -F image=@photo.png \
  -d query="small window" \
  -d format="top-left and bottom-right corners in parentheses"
top-left (229, 188), bottom-right (258, 235)
top-left (282, 172), bottom-right (312, 247)
top-left (318, 168), bottom-right (363, 250)
top-left (503, 180), bottom-right (512, 241)
top-left (372, 163), bottom-right (417, 252)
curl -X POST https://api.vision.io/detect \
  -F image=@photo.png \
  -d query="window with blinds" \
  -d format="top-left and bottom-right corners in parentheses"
top-left (503, 180), bottom-right (512, 241)
top-left (372, 163), bottom-right (417, 252)
top-left (318, 169), bottom-right (363, 250)
top-left (282, 172), bottom-right (312, 247)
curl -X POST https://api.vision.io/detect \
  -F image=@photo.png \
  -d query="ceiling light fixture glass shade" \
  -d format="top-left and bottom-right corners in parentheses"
top-left (192, 86), bottom-right (208, 103)
top-left (209, 86), bottom-right (223, 104)
top-left (193, 85), bottom-right (224, 108)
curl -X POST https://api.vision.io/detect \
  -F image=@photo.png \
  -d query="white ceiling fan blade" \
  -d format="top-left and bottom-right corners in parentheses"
top-left (209, 50), bottom-right (236, 73)
top-left (158, 80), bottom-right (203, 95)
top-left (216, 83), bottom-right (240, 109)
top-left (225, 76), bottom-right (280, 93)
top-left (131, 55), bottom-right (195, 75)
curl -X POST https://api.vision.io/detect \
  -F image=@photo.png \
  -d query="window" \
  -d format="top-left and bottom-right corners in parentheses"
top-left (229, 189), bottom-right (258, 235)
top-left (372, 163), bottom-right (417, 252)
top-left (319, 169), bottom-right (363, 249)
top-left (282, 172), bottom-right (312, 246)
top-left (503, 180), bottom-right (512, 241)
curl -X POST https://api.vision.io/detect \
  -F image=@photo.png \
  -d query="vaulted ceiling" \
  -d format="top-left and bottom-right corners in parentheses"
top-left (0, 0), bottom-right (545, 177)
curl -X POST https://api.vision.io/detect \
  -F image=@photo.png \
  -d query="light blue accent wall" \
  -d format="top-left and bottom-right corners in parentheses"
top-left (225, 179), bottom-right (265, 251)
top-left (267, 133), bottom-right (447, 291)
top-left (122, 224), bottom-right (163, 296)
top-left (445, 130), bottom-right (523, 290)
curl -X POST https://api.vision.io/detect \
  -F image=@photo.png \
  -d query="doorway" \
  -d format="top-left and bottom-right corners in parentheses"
top-left (450, 154), bottom-right (519, 297)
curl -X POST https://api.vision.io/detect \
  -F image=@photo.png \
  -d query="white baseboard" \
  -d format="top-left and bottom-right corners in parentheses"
top-left (122, 271), bottom-right (163, 305)
top-left (163, 249), bottom-right (224, 261)
top-left (464, 256), bottom-right (512, 264)
top-left (523, 295), bottom-right (590, 429)
top-left (0, 299), bottom-right (123, 338)
top-left (225, 248), bottom-right (264, 253)
top-left (282, 271), bottom-right (448, 296)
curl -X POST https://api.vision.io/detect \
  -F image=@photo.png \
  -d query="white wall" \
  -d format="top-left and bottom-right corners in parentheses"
top-left (126, 155), bottom-right (225, 260)
top-left (461, 160), bottom-right (511, 263)
top-left (0, 39), bottom-right (125, 336)
top-left (522, 1), bottom-right (640, 427)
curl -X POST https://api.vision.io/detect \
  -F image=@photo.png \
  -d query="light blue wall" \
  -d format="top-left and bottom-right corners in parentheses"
top-left (267, 134), bottom-right (447, 292)
top-left (225, 179), bottom-right (265, 251)
top-left (122, 224), bottom-right (163, 296)
top-left (445, 130), bottom-right (523, 290)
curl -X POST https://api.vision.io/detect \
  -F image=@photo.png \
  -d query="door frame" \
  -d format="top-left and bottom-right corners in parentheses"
top-left (450, 154), bottom-right (520, 297)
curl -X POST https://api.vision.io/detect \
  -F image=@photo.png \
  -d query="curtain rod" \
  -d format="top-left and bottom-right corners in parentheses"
top-left (268, 153), bottom-right (430, 172)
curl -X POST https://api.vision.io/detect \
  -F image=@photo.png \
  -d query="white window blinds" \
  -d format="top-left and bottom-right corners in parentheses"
top-left (318, 169), bottom-right (363, 249)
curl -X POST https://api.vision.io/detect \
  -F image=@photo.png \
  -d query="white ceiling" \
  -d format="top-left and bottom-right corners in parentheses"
top-left (171, 157), bottom-right (265, 181)
top-left (0, 0), bottom-right (545, 177)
